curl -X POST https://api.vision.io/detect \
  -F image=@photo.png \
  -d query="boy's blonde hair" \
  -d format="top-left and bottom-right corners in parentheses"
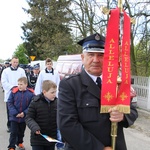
top-left (18, 77), bottom-right (28, 84)
top-left (42, 80), bottom-right (57, 92)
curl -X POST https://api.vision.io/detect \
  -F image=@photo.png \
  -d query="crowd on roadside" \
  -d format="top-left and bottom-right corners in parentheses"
top-left (0, 33), bottom-right (138, 150)
top-left (0, 56), bottom-right (64, 150)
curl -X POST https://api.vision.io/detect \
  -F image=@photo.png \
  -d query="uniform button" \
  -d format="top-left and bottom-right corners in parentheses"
top-left (86, 103), bottom-right (89, 106)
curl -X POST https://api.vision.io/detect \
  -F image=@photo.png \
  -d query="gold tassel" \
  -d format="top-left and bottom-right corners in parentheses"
top-left (100, 105), bottom-right (130, 114)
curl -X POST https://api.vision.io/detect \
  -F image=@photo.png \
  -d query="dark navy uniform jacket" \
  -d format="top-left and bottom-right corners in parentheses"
top-left (57, 69), bottom-right (138, 150)
top-left (27, 73), bottom-right (39, 89)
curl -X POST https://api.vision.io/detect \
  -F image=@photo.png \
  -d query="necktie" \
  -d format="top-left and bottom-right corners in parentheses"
top-left (96, 77), bottom-right (101, 89)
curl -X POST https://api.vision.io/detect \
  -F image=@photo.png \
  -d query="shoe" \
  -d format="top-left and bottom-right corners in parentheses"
top-left (8, 148), bottom-right (15, 150)
top-left (17, 143), bottom-right (25, 150)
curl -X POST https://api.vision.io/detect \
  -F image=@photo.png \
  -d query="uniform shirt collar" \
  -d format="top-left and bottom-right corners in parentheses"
top-left (85, 69), bottom-right (102, 83)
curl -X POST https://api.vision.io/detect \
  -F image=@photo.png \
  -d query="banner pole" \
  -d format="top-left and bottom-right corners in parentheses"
top-left (111, 1), bottom-right (123, 150)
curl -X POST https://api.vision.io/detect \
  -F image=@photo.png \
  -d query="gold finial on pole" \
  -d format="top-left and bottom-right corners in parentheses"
top-left (118, 0), bottom-right (136, 24)
top-left (118, 0), bottom-right (123, 12)
top-left (101, 6), bottom-right (110, 15)
top-left (130, 17), bottom-right (136, 24)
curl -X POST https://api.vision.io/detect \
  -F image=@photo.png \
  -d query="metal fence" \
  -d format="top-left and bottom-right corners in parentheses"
top-left (132, 76), bottom-right (150, 111)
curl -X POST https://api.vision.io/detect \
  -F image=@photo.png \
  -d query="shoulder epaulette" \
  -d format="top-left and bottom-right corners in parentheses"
top-left (64, 73), bottom-right (80, 80)
top-left (12, 87), bottom-right (19, 93)
top-left (27, 88), bottom-right (34, 93)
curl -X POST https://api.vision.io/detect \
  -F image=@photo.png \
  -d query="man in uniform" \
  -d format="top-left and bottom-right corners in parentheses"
top-left (57, 33), bottom-right (138, 150)
top-left (27, 63), bottom-right (40, 90)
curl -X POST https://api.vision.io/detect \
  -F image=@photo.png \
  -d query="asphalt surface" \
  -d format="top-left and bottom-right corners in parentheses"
top-left (0, 86), bottom-right (150, 150)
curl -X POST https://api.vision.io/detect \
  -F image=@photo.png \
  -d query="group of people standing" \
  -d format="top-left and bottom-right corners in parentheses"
top-left (1, 57), bottom-right (63, 150)
top-left (1, 33), bottom-right (138, 150)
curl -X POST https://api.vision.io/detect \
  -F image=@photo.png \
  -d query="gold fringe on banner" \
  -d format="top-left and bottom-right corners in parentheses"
top-left (100, 105), bottom-right (130, 114)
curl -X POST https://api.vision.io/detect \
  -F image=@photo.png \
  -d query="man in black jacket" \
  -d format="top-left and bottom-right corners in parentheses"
top-left (57, 33), bottom-right (138, 150)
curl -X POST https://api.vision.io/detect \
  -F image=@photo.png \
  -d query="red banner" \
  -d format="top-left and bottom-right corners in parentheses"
top-left (101, 8), bottom-right (131, 114)
top-left (116, 12), bottom-right (131, 112)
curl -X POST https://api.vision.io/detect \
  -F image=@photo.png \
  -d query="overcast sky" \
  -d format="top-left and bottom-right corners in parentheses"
top-left (0, 0), bottom-right (29, 60)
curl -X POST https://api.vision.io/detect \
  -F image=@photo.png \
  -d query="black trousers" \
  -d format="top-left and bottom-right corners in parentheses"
top-left (6, 102), bottom-right (11, 128)
top-left (32, 145), bottom-right (55, 150)
top-left (8, 121), bottom-right (26, 149)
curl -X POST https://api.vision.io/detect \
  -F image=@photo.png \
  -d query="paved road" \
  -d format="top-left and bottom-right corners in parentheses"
top-left (0, 87), bottom-right (150, 150)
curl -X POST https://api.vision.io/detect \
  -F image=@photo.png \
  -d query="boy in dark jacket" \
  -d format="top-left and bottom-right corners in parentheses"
top-left (25, 80), bottom-right (57, 150)
top-left (7, 77), bottom-right (34, 150)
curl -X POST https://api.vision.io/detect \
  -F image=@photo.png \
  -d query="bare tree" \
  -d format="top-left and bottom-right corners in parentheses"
top-left (66, 0), bottom-right (108, 39)
top-left (67, 0), bottom-right (150, 76)
top-left (124, 0), bottom-right (150, 76)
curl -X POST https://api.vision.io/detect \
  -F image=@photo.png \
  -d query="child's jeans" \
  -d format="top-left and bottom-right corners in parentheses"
top-left (8, 121), bottom-right (26, 149)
